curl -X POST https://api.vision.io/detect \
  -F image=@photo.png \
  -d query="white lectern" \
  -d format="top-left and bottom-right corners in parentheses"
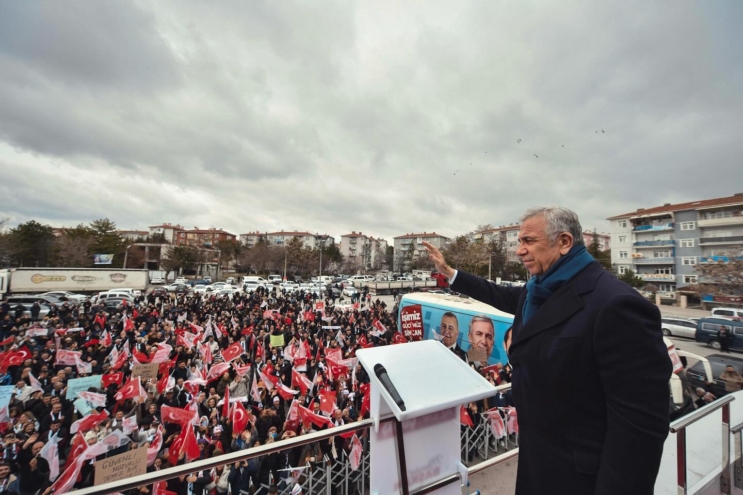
top-left (356, 340), bottom-right (495, 495)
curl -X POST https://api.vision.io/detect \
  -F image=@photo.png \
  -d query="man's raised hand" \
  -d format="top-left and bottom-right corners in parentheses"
top-left (421, 241), bottom-right (455, 280)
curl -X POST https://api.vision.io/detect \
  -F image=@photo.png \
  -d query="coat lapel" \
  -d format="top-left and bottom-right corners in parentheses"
top-left (511, 262), bottom-right (604, 348)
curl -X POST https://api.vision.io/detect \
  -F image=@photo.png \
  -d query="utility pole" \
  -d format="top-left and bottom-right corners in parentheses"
top-left (123, 245), bottom-right (132, 269)
top-left (283, 249), bottom-right (287, 281)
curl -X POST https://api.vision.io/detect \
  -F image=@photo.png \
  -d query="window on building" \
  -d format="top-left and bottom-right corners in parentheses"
top-left (705, 230), bottom-right (732, 238)
top-left (619, 251), bottom-right (628, 259)
top-left (654, 267), bottom-right (673, 275)
top-left (618, 220), bottom-right (627, 228)
top-left (680, 239), bottom-right (695, 248)
top-left (682, 257), bottom-right (697, 265)
top-left (618, 235), bottom-right (627, 243)
top-left (683, 275), bottom-right (698, 284)
top-left (680, 221), bottom-right (696, 231)
top-left (618, 266), bottom-right (628, 275)
top-left (653, 250), bottom-right (672, 258)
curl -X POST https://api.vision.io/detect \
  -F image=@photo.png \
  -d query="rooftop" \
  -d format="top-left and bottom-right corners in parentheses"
top-left (394, 232), bottom-right (450, 239)
top-left (607, 193), bottom-right (743, 220)
top-left (148, 223), bottom-right (185, 229)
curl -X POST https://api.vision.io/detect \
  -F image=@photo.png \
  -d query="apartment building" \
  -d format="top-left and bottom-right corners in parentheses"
top-left (340, 233), bottom-right (389, 270)
top-left (370, 237), bottom-right (389, 269)
top-left (239, 231), bottom-right (264, 248)
top-left (393, 232), bottom-right (451, 272)
top-left (117, 230), bottom-right (149, 242)
top-left (148, 223), bottom-right (185, 243)
top-left (262, 231), bottom-right (335, 249)
top-left (470, 225), bottom-right (522, 262)
top-left (582, 230), bottom-right (611, 251)
top-left (608, 193), bottom-right (743, 298)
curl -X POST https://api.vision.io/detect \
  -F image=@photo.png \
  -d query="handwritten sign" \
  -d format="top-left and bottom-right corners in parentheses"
top-left (95, 446), bottom-right (148, 484)
top-left (67, 375), bottom-right (103, 400)
top-left (0, 386), bottom-right (14, 409)
top-left (132, 363), bottom-right (159, 380)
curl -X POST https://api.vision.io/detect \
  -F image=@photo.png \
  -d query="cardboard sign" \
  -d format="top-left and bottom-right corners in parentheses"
top-left (315, 301), bottom-right (325, 312)
top-left (132, 363), bottom-right (159, 380)
top-left (467, 348), bottom-right (489, 364)
top-left (400, 304), bottom-right (423, 341)
top-left (270, 335), bottom-right (285, 348)
top-left (0, 386), bottom-right (14, 409)
top-left (95, 446), bottom-right (148, 484)
top-left (67, 375), bottom-right (103, 400)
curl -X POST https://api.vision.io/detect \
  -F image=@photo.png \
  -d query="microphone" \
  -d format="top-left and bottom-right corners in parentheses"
top-left (374, 363), bottom-right (406, 411)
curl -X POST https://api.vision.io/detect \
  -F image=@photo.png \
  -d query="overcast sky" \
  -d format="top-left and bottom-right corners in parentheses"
top-left (1, 1), bottom-right (741, 244)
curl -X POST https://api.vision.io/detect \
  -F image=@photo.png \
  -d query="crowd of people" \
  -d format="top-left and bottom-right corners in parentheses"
top-left (0, 282), bottom-right (514, 495)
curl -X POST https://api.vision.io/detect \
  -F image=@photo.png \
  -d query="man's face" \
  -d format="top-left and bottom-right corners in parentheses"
top-left (32, 442), bottom-right (44, 456)
top-left (52, 403), bottom-right (62, 414)
top-left (440, 315), bottom-right (459, 348)
top-left (469, 320), bottom-right (494, 357)
top-left (517, 215), bottom-right (566, 276)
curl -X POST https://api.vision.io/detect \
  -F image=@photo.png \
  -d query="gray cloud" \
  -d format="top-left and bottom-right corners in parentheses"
top-left (0, 1), bottom-right (741, 243)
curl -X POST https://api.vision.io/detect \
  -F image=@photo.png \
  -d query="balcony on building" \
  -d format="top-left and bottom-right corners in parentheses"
top-left (633, 257), bottom-right (675, 264)
top-left (700, 255), bottom-right (743, 263)
top-left (699, 235), bottom-right (743, 245)
top-left (638, 273), bottom-right (676, 282)
top-left (632, 222), bottom-right (674, 232)
top-left (697, 208), bottom-right (743, 228)
top-left (634, 240), bottom-right (675, 247)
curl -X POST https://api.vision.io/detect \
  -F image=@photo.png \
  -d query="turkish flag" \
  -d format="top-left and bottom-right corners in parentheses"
top-left (304, 311), bottom-right (315, 322)
top-left (291, 369), bottom-right (313, 396)
top-left (232, 401), bottom-right (249, 433)
top-left (71, 409), bottom-right (109, 434)
top-left (392, 333), bottom-right (408, 345)
top-left (222, 386), bottom-right (230, 418)
top-left (325, 348), bottom-right (343, 362)
top-left (156, 372), bottom-right (171, 395)
top-left (318, 390), bottom-right (337, 416)
top-left (206, 362), bottom-right (231, 382)
top-left (371, 319), bottom-right (386, 336)
top-left (360, 393), bottom-right (370, 419)
top-left (133, 348), bottom-right (151, 363)
top-left (221, 341), bottom-right (243, 363)
top-left (258, 369), bottom-right (279, 391)
top-left (94, 313), bottom-right (107, 328)
top-left (66, 432), bottom-right (88, 468)
top-left (177, 332), bottom-right (197, 349)
top-left (241, 325), bottom-right (255, 336)
top-left (101, 330), bottom-right (112, 347)
top-left (358, 334), bottom-right (367, 347)
top-left (122, 314), bottom-right (134, 332)
top-left (152, 344), bottom-right (173, 364)
top-left (102, 372), bottom-right (123, 388)
top-left (359, 383), bottom-right (370, 396)
top-left (276, 381), bottom-right (299, 400)
top-left (115, 376), bottom-right (145, 402)
top-left (182, 423), bottom-right (201, 462)
top-left (168, 430), bottom-right (185, 463)
top-left (51, 457), bottom-right (85, 494)
top-left (298, 405), bottom-right (334, 429)
top-left (460, 405), bottom-right (474, 428)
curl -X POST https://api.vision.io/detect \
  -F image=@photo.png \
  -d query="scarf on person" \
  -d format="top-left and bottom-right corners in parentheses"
top-left (522, 244), bottom-right (594, 324)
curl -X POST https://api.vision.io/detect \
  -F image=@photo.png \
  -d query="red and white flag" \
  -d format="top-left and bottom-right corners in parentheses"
top-left (101, 329), bottom-right (112, 347)
top-left (40, 436), bottom-right (60, 480)
top-left (250, 375), bottom-right (261, 403)
top-left (181, 424), bottom-right (201, 462)
top-left (231, 401), bottom-right (249, 433)
top-left (25, 326), bottom-right (49, 338)
top-left (55, 349), bottom-right (81, 366)
top-left (102, 372), bottom-right (124, 388)
top-left (392, 332), bottom-right (408, 345)
top-left (122, 314), bottom-right (134, 332)
top-left (156, 373), bottom-right (174, 395)
top-left (177, 331), bottom-right (198, 350)
top-left (349, 434), bottom-right (363, 471)
top-left (206, 362), bottom-right (231, 382)
top-left (298, 405), bottom-right (334, 429)
top-left (291, 369), bottom-right (313, 396)
top-left (200, 343), bottom-right (213, 365)
top-left (71, 409), bottom-right (109, 434)
top-left (123, 415), bottom-right (139, 434)
top-left (28, 372), bottom-right (44, 392)
top-left (77, 391), bottom-right (107, 408)
top-left (371, 319), bottom-right (386, 337)
top-left (460, 405), bottom-right (474, 428)
top-left (50, 457), bottom-right (85, 494)
top-left (161, 405), bottom-right (197, 426)
top-left (152, 343), bottom-right (172, 364)
top-left (148, 426), bottom-right (164, 466)
top-left (488, 411), bottom-right (506, 439)
top-left (276, 381), bottom-right (299, 400)
top-left (115, 376), bottom-right (145, 402)
top-left (221, 341), bottom-right (243, 363)
top-left (258, 369), bottom-right (279, 391)
top-left (318, 390), bottom-right (336, 416)
top-left (505, 407), bottom-right (519, 435)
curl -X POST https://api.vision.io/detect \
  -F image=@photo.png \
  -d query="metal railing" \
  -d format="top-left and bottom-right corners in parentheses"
top-left (635, 240), bottom-right (676, 247)
top-left (670, 394), bottom-right (735, 494)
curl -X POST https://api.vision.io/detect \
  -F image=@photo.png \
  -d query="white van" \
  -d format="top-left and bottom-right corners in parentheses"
top-left (317, 276), bottom-right (334, 285)
top-left (710, 307), bottom-right (743, 318)
top-left (92, 291), bottom-right (135, 304)
top-left (347, 275), bottom-right (373, 285)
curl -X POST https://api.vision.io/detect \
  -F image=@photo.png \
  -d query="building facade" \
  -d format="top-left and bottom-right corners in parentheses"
top-left (339, 233), bottom-right (388, 270)
top-left (239, 231), bottom-right (264, 248)
top-left (608, 193), bottom-right (743, 298)
top-left (175, 228), bottom-right (237, 247)
top-left (117, 230), bottom-right (149, 242)
top-left (148, 224), bottom-right (185, 243)
top-left (393, 232), bottom-right (451, 272)
top-left (582, 230), bottom-right (611, 251)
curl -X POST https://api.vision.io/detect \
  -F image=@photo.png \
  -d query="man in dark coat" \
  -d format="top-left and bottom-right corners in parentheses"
top-left (423, 206), bottom-right (671, 495)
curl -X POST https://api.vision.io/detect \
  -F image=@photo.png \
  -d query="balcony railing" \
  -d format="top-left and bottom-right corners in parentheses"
top-left (700, 256), bottom-right (743, 263)
top-left (698, 215), bottom-right (743, 228)
top-left (634, 257), bottom-right (675, 264)
top-left (639, 273), bottom-right (676, 281)
top-left (634, 240), bottom-right (675, 247)
top-left (699, 236), bottom-right (743, 245)
top-left (633, 223), bottom-right (674, 232)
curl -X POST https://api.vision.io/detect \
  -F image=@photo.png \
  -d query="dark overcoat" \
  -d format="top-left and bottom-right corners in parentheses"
top-left (452, 262), bottom-right (671, 495)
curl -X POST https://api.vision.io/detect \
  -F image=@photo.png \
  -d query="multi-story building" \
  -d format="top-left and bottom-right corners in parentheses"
top-left (117, 230), bottom-right (149, 242)
top-left (340, 233), bottom-right (388, 270)
top-left (608, 193), bottom-right (743, 298)
top-left (263, 231), bottom-right (334, 249)
top-left (582, 230), bottom-right (611, 251)
top-left (472, 225), bottom-right (522, 262)
top-left (370, 237), bottom-right (389, 269)
top-left (239, 231), bottom-right (264, 248)
top-left (148, 223), bottom-right (185, 243)
top-left (175, 227), bottom-right (237, 247)
top-left (393, 232), bottom-right (451, 272)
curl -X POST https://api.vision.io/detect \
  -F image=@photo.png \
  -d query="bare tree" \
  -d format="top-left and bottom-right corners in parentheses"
top-left (696, 251), bottom-right (743, 296)
top-left (52, 235), bottom-right (95, 267)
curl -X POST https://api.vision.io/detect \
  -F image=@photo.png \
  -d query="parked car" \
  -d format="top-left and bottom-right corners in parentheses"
top-left (150, 276), bottom-right (165, 284)
top-left (203, 276), bottom-right (212, 283)
top-left (280, 282), bottom-right (299, 293)
top-left (3, 296), bottom-right (54, 319)
top-left (343, 286), bottom-right (358, 297)
top-left (268, 275), bottom-right (282, 285)
top-left (91, 291), bottom-right (135, 304)
top-left (173, 284), bottom-right (191, 294)
top-left (686, 353), bottom-right (743, 398)
top-left (694, 317), bottom-right (743, 350)
top-left (103, 297), bottom-right (134, 310)
top-left (215, 287), bottom-right (239, 297)
top-left (243, 281), bottom-right (261, 293)
top-left (175, 277), bottom-right (188, 284)
top-left (150, 287), bottom-right (168, 297)
top-left (40, 291), bottom-right (88, 303)
top-left (711, 307), bottom-right (743, 318)
top-left (661, 317), bottom-right (698, 339)
top-left (193, 285), bottom-right (209, 295)
top-left (225, 277), bottom-right (235, 285)
top-left (207, 283), bottom-right (228, 292)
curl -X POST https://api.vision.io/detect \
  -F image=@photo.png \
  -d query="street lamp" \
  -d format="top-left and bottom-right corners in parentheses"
top-left (122, 244), bottom-right (132, 269)
top-left (315, 234), bottom-right (328, 279)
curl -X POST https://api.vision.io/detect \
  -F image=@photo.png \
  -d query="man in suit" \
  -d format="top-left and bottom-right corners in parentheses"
top-left (439, 312), bottom-right (467, 360)
top-left (423, 206), bottom-right (671, 495)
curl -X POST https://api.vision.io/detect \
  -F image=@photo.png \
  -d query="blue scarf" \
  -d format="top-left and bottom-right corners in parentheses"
top-left (522, 244), bottom-right (594, 324)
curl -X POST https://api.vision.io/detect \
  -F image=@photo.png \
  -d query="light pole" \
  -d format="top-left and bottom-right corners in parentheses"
top-left (123, 244), bottom-right (132, 269)
top-left (315, 234), bottom-right (328, 279)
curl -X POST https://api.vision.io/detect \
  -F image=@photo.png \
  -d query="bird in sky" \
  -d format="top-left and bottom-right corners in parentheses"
top-left (517, 139), bottom-right (522, 143)
top-left (601, 130), bottom-right (605, 133)
top-left (562, 145), bottom-right (564, 147)
top-left (534, 154), bottom-right (538, 158)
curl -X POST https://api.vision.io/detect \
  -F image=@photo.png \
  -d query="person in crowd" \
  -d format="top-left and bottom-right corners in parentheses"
top-left (720, 365), bottom-right (743, 394)
top-left (423, 205), bottom-right (671, 495)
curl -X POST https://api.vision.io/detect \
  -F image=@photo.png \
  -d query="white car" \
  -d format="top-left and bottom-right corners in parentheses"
top-left (268, 275), bottom-right (282, 285)
top-left (243, 281), bottom-right (261, 293)
top-left (150, 276), bottom-right (165, 284)
top-left (175, 277), bottom-right (188, 285)
top-left (203, 276), bottom-right (212, 283)
top-left (215, 287), bottom-right (238, 297)
top-left (661, 317), bottom-right (698, 339)
top-left (207, 282), bottom-right (228, 292)
top-left (225, 277), bottom-right (235, 284)
top-left (193, 285), bottom-right (210, 295)
top-left (280, 282), bottom-right (299, 293)
top-left (343, 286), bottom-right (358, 297)
top-left (41, 291), bottom-right (88, 303)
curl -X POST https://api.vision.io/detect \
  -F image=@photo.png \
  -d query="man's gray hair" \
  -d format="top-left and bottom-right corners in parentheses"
top-left (520, 206), bottom-right (584, 246)
top-left (468, 315), bottom-right (494, 335)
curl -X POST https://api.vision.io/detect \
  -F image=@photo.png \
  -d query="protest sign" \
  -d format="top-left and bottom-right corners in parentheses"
top-left (132, 363), bottom-right (159, 380)
top-left (67, 375), bottom-right (103, 399)
top-left (314, 301), bottom-right (325, 312)
top-left (94, 446), bottom-right (147, 484)
top-left (269, 334), bottom-right (284, 348)
top-left (0, 386), bottom-right (14, 409)
top-left (321, 326), bottom-right (341, 330)
top-left (400, 304), bottom-right (423, 341)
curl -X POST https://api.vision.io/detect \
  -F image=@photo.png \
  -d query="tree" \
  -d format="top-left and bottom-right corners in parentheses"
top-left (0, 219), bottom-right (13, 267)
top-left (696, 253), bottom-right (743, 296)
top-left (617, 269), bottom-right (644, 288)
top-left (441, 236), bottom-right (488, 275)
top-left (89, 218), bottom-right (126, 267)
top-left (51, 224), bottom-right (95, 267)
top-left (8, 220), bottom-right (55, 267)
top-left (485, 238), bottom-right (508, 279)
top-left (586, 234), bottom-right (611, 271)
top-left (163, 245), bottom-right (200, 276)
